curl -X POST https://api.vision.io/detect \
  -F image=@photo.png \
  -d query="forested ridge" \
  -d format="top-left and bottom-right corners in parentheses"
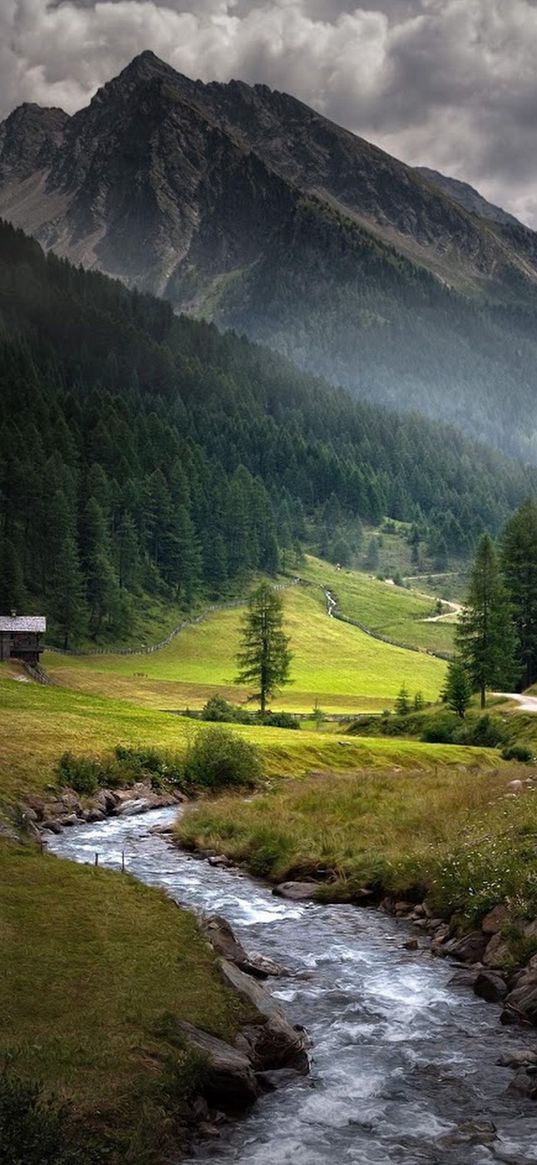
top-left (0, 219), bottom-right (535, 646)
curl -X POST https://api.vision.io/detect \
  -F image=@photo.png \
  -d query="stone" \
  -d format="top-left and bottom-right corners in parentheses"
top-left (256, 1067), bottom-right (305, 1091)
top-left (42, 820), bottom-right (63, 834)
top-left (403, 938), bottom-right (419, 951)
top-left (245, 952), bottom-right (290, 979)
top-left (449, 968), bottom-right (481, 987)
top-left (18, 803), bottom-right (37, 822)
top-left (474, 970), bottom-right (508, 1002)
top-left (507, 780), bottom-right (524, 792)
top-left (58, 814), bottom-right (80, 828)
top-left (440, 1120), bottom-right (497, 1148)
top-left (447, 930), bottom-right (489, 964)
top-left (115, 798), bottom-right (151, 816)
top-left (430, 925), bottom-right (451, 955)
top-left (502, 976), bottom-right (537, 1026)
top-left (24, 794), bottom-right (46, 820)
top-left (481, 905), bottom-right (509, 935)
top-left (506, 1067), bottom-right (537, 1098)
top-left (208, 855), bottom-right (233, 867)
top-left (149, 823), bottom-right (175, 835)
top-left (394, 901), bottom-right (415, 915)
top-left (218, 959), bottom-right (309, 1072)
top-left (497, 1050), bottom-right (537, 1068)
top-left (483, 933), bottom-right (512, 969)
top-left (273, 882), bottom-right (318, 901)
top-left (203, 917), bottom-right (290, 980)
top-left (60, 791), bottom-right (82, 813)
top-left (84, 808), bottom-right (106, 823)
top-left (173, 1020), bottom-right (258, 1109)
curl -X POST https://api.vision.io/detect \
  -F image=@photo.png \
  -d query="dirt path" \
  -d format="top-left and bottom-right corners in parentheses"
top-left (495, 692), bottom-right (537, 712)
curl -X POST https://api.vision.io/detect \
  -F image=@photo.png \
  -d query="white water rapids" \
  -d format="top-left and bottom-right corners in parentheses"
top-left (48, 808), bottom-right (537, 1165)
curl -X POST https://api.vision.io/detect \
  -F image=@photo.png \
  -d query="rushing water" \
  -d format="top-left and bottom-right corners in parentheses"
top-left (48, 808), bottom-right (537, 1165)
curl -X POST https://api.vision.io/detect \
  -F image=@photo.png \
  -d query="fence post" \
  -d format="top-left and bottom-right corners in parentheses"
top-left (94, 852), bottom-right (99, 867)
top-left (121, 850), bottom-right (125, 872)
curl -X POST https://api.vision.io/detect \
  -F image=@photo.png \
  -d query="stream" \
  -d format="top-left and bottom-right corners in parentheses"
top-left (48, 808), bottom-right (537, 1165)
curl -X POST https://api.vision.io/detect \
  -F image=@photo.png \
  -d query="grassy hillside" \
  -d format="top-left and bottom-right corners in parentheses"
top-left (0, 842), bottom-right (245, 1162)
top-left (0, 674), bottom-right (492, 809)
top-left (44, 582), bottom-right (447, 714)
top-left (300, 556), bottom-right (457, 655)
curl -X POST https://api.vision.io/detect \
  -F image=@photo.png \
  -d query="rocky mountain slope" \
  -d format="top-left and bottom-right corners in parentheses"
top-left (415, 167), bottom-right (522, 229)
top-left (3, 51), bottom-right (537, 456)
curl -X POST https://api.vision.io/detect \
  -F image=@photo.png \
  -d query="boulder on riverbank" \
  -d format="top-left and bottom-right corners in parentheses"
top-left (169, 1020), bottom-right (259, 1110)
top-left (219, 958), bottom-right (310, 1073)
top-left (273, 881), bottom-right (318, 901)
top-left (202, 916), bottom-right (289, 980)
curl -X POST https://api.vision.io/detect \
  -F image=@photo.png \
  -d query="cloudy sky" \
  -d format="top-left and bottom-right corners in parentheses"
top-left (2, 0), bottom-right (537, 225)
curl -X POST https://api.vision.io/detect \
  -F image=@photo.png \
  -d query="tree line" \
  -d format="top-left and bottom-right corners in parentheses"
top-left (1, 218), bottom-right (536, 647)
top-left (444, 498), bottom-right (537, 710)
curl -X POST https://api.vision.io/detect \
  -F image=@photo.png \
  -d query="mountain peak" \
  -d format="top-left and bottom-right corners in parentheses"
top-left (114, 50), bottom-right (189, 88)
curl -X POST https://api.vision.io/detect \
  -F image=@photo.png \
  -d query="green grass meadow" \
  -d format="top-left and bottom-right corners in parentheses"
top-left (0, 842), bottom-right (246, 1160)
top-left (44, 577), bottom-right (448, 714)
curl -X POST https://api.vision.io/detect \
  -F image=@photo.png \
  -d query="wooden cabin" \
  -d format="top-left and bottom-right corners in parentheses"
top-left (0, 615), bottom-right (46, 665)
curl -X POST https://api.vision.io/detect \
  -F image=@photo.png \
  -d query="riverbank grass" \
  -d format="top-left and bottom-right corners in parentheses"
top-left (0, 841), bottom-right (247, 1161)
top-left (176, 766), bottom-right (537, 926)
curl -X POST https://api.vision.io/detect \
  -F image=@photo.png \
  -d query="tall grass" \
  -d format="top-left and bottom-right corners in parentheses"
top-left (177, 767), bottom-right (537, 925)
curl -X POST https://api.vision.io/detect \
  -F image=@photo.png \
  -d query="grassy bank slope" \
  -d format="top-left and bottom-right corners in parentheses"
top-left (0, 842), bottom-right (245, 1162)
top-left (44, 583), bottom-right (447, 713)
top-left (301, 556), bottom-right (457, 655)
top-left (176, 766), bottom-right (536, 925)
top-left (0, 674), bottom-right (493, 806)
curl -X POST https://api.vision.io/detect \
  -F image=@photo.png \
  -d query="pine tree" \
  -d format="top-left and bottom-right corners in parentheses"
top-left (236, 583), bottom-right (292, 716)
top-left (442, 659), bottom-right (472, 719)
top-left (365, 537), bottom-right (380, 573)
top-left (0, 537), bottom-right (27, 612)
top-left (395, 684), bottom-right (410, 715)
top-left (456, 534), bottom-right (517, 709)
top-left (82, 497), bottom-right (120, 636)
top-left (117, 514), bottom-right (141, 592)
top-left (502, 498), bottom-right (537, 688)
top-left (50, 533), bottom-right (88, 649)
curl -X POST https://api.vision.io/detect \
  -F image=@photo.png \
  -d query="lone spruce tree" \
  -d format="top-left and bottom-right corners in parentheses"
top-left (236, 583), bottom-right (292, 716)
top-left (456, 534), bottom-right (517, 709)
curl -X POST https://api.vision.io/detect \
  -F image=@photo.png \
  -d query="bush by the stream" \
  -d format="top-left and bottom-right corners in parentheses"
top-left (57, 746), bottom-right (184, 795)
top-left (184, 726), bottom-right (263, 791)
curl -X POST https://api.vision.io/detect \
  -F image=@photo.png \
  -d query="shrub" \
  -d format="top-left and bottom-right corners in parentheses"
top-left (184, 726), bottom-right (263, 791)
top-left (421, 714), bottom-right (461, 744)
top-left (502, 743), bottom-right (535, 764)
top-left (259, 710), bottom-right (299, 730)
top-left (201, 696), bottom-right (238, 722)
top-left (460, 714), bottom-right (507, 749)
top-left (113, 746), bottom-right (184, 786)
top-left (57, 752), bottom-right (99, 795)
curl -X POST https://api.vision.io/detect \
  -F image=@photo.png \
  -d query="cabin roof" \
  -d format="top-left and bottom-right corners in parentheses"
top-left (0, 615), bottom-right (46, 633)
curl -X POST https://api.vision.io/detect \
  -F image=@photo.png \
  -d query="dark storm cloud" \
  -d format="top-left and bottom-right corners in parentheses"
top-left (2, 1), bottom-right (537, 225)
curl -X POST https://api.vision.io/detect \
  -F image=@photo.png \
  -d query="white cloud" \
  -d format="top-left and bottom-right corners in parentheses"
top-left (2, 1), bottom-right (537, 225)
